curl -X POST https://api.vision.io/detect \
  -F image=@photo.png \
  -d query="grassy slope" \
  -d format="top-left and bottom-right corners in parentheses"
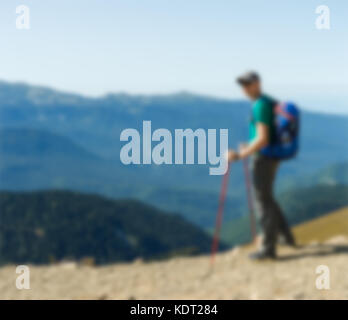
top-left (293, 207), bottom-right (348, 244)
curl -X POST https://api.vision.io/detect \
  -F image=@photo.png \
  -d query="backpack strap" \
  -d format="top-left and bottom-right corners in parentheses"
top-left (275, 103), bottom-right (295, 121)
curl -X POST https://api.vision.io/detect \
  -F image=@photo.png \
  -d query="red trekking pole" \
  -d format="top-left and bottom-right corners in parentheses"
top-left (243, 157), bottom-right (257, 243)
top-left (210, 162), bottom-right (231, 265)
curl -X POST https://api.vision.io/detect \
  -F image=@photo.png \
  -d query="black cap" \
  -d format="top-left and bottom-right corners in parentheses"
top-left (236, 71), bottom-right (260, 86)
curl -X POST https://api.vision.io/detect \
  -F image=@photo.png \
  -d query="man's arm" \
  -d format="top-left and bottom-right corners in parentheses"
top-left (228, 122), bottom-right (269, 161)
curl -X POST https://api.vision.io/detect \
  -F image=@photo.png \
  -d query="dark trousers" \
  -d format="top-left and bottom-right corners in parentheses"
top-left (251, 154), bottom-right (294, 254)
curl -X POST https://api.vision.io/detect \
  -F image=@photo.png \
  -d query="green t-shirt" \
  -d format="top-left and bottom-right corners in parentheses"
top-left (249, 94), bottom-right (276, 143)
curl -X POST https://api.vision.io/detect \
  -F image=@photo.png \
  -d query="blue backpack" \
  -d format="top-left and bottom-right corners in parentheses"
top-left (261, 102), bottom-right (300, 160)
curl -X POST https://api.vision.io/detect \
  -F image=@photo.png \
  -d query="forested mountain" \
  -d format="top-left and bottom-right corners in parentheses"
top-left (0, 191), bottom-right (216, 265)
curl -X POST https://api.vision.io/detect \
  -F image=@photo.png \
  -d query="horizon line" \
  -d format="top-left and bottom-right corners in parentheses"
top-left (0, 78), bottom-right (346, 117)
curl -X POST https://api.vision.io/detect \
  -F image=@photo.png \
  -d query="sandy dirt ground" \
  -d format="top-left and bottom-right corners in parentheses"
top-left (1, 236), bottom-right (348, 300)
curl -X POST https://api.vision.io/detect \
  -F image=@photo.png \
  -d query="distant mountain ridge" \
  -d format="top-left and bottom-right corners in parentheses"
top-left (1, 81), bottom-right (348, 228)
top-left (0, 127), bottom-right (99, 159)
top-left (1, 80), bottom-right (346, 167)
top-left (0, 80), bottom-right (237, 110)
top-left (299, 162), bottom-right (348, 186)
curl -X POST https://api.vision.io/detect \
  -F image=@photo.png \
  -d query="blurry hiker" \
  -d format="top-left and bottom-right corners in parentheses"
top-left (228, 71), bottom-right (296, 260)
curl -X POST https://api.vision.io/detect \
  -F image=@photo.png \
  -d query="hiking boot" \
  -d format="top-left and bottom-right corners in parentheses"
top-left (249, 250), bottom-right (276, 261)
top-left (278, 234), bottom-right (297, 248)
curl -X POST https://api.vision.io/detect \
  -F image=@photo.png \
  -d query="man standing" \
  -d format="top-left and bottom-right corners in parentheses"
top-left (228, 71), bottom-right (295, 260)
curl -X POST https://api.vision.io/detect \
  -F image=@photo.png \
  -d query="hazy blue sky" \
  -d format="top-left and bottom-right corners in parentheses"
top-left (0, 1), bottom-right (347, 113)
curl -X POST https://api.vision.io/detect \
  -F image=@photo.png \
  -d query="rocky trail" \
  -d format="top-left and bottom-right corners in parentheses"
top-left (1, 236), bottom-right (348, 300)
